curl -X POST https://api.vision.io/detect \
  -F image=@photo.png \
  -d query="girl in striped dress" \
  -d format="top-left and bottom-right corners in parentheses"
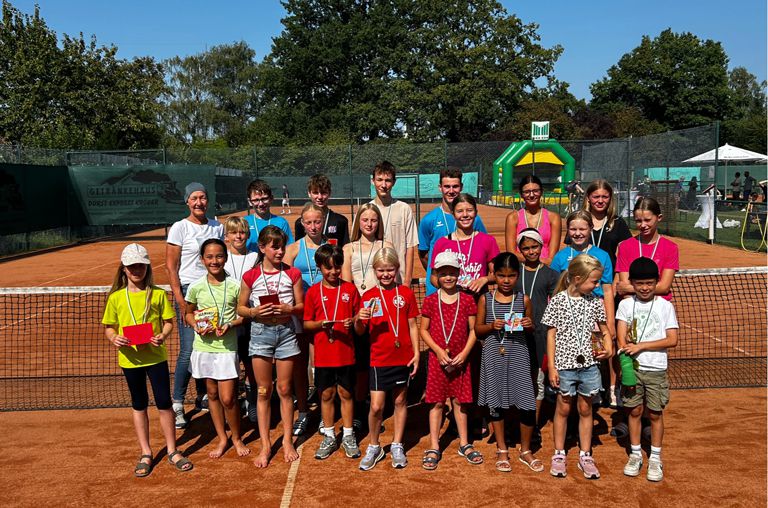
top-left (476, 253), bottom-right (542, 473)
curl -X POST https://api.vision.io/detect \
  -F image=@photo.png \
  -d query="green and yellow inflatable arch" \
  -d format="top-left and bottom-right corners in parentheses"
top-left (492, 139), bottom-right (575, 202)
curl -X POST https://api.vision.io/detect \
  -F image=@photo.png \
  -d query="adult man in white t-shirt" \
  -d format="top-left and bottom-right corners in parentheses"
top-left (369, 161), bottom-right (418, 284)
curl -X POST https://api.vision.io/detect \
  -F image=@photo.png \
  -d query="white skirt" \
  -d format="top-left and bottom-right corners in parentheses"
top-left (189, 351), bottom-right (239, 380)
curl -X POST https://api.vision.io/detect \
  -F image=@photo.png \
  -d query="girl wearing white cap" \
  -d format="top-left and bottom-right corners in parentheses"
top-left (102, 243), bottom-right (192, 476)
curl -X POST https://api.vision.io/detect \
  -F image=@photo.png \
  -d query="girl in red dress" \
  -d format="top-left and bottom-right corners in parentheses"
top-left (419, 251), bottom-right (482, 470)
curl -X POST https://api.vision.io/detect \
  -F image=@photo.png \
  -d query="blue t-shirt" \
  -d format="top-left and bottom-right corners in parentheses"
top-left (418, 205), bottom-right (487, 296)
top-left (244, 213), bottom-right (294, 252)
top-left (293, 238), bottom-right (320, 291)
top-left (550, 245), bottom-right (613, 297)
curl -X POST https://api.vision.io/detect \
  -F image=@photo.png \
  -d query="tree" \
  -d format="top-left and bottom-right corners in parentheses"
top-left (590, 29), bottom-right (731, 130)
top-left (720, 67), bottom-right (767, 153)
top-left (162, 42), bottom-right (262, 146)
top-left (0, 1), bottom-right (166, 149)
top-left (260, 0), bottom-right (561, 144)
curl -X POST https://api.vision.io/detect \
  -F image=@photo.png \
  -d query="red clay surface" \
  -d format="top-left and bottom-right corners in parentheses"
top-left (1, 203), bottom-right (765, 506)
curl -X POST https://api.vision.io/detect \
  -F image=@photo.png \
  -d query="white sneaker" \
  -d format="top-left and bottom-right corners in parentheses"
top-left (173, 403), bottom-right (187, 429)
top-left (624, 454), bottom-right (643, 477)
top-left (647, 458), bottom-right (663, 482)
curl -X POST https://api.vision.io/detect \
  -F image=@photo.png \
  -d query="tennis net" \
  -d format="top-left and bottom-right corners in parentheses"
top-left (0, 267), bottom-right (765, 411)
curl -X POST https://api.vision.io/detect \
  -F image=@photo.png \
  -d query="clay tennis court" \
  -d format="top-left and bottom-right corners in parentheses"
top-left (1, 203), bottom-right (765, 507)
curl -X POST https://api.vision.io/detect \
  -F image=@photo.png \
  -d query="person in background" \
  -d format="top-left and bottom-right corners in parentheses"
top-left (730, 172), bottom-right (741, 201)
top-left (281, 184), bottom-right (291, 215)
top-left (166, 182), bottom-right (224, 429)
top-left (244, 179), bottom-right (294, 252)
top-left (295, 174), bottom-right (350, 247)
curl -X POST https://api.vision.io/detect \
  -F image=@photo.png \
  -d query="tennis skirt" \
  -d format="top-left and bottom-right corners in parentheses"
top-left (189, 351), bottom-right (239, 380)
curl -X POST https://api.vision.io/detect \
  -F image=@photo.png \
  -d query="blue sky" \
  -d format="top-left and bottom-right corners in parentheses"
top-left (10, 0), bottom-right (767, 100)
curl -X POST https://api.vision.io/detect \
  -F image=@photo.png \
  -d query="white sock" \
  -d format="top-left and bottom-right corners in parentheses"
top-left (630, 444), bottom-right (642, 457)
top-left (555, 449), bottom-right (566, 456)
top-left (650, 446), bottom-right (662, 461)
top-left (343, 427), bottom-right (354, 437)
top-left (579, 449), bottom-right (590, 457)
top-left (322, 426), bottom-right (335, 438)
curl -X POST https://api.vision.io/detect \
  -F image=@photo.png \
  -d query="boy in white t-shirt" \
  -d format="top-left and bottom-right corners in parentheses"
top-left (616, 257), bottom-right (679, 483)
top-left (369, 161), bottom-right (418, 285)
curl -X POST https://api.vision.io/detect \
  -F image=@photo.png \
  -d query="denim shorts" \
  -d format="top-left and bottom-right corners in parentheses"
top-left (249, 320), bottom-right (300, 360)
top-left (557, 364), bottom-right (602, 398)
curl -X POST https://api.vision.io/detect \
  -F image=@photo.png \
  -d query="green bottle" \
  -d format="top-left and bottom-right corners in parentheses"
top-left (619, 352), bottom-right (637, 386)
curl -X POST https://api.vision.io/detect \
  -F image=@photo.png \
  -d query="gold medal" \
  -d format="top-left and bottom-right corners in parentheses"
top-left (394, 340), bottom-right (401, 348)
top-left (361, 283), bottom-right (366, 290)
top-left (499, 346), bottom-right (506, 355)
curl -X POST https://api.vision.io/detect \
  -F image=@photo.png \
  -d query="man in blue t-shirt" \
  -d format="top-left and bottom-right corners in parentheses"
top-left (418, 167), bottom-right (487, 295)
top-left (244, 179), bottom-right (294, 252)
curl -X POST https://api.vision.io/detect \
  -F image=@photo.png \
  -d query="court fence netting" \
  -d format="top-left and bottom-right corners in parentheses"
top-left (0, 267), bottom-right (765, 411)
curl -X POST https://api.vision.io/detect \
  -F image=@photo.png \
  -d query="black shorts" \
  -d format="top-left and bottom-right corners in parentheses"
top-left (236, 324), bottom-right (250, 362)
top-left (354, 329), bottom-right (370, 373)
top-left (369, 365), bottom-right (410, 392)
top-left (315, 365), bottom-right (356, 393)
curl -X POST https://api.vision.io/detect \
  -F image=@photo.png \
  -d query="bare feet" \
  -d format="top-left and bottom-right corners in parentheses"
top-left (233, 439), bottom-right (251, 457)
top-left (209, 438), bottom-right (229, 459)
top-left (283, 439), bottom-right (299, 462)
top-left (253, 446), bottom-right (271, 468)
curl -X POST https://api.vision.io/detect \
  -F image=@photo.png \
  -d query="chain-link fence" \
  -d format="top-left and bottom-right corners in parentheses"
top-left (4, 122), bottom-right (765, 255)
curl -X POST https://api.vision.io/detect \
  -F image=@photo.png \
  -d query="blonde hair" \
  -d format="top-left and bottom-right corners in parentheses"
top-left (566, 210), bottom-right (594, 229)
top-left (351, 203), bottom-right (384, 242)
top-left (582, 179), bottom-right (619, 230)
top-left (224, 216), bottom-right (249, 236)
top-left (300, 201), bottom-right (325, 220)
top-left (554, 254), bottom-right (603, 294)
top-left (371, 246), bottom-right (400, 269)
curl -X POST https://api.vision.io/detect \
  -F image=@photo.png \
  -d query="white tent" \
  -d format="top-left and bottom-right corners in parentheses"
top-left (683, 143), bottom-right (768, 164)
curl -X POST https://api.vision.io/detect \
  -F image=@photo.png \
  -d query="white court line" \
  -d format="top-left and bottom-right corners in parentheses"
top-left (0, 295), bottom-right (81, 331)
top-left (36, 260), bottom-right (135, 286)
top-left (680, 322), bottom-right (749, 355)
top-left (280, 442), bottom-right (304, 508)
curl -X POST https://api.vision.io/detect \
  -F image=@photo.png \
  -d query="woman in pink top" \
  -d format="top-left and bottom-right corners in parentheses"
top-left (505, 175), bottom-right (561, 265)
top-left (430, 193), bottom-right (500, 295)
top-left (616, 197), bottom-right (679, 301)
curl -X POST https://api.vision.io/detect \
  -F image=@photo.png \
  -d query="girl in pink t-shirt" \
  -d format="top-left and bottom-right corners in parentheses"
top-left (430, 193), bottom-right (500, 294)
top-left (616, 197), bottom-right (679, 301)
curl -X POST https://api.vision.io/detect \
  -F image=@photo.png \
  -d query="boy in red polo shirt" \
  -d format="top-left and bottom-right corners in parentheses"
top-left (354, 247), bottom-right (419, 471)
top-left (304, 244), bottom-right (362, 460)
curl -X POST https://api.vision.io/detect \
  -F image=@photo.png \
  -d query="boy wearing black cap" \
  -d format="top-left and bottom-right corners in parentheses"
top-left (616, 257), bottom-right (679, 482)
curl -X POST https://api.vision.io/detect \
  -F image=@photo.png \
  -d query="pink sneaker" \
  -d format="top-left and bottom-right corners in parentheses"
top-left (578, 454), bottom-right (601, 479)
top-left (550, 454), bottom-right (567, 477)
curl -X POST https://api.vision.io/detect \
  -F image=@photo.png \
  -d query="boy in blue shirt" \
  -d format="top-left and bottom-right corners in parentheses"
top-left (244, 179), bottom-right (294, 252)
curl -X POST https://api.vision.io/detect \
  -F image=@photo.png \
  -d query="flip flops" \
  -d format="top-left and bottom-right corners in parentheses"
top-left (519, 450), bottom-right (544, 472)
top-left (458, 444), bottom-right (484, 465)
top-left (167, 450), bottom-right (194, 472)
top-left (422, 449), bottom-right (442, 470)
top-left (134, 454), bottom-right (153, 478)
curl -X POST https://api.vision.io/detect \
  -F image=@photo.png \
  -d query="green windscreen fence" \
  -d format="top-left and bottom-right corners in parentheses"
top-left (68, 164), bottom-right (217, 226)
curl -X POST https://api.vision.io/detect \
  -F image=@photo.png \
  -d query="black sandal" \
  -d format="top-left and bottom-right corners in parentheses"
top-left (167, 450), bottom-right (193, 472)
top-left (458, 443), bottom-right (484, 465)
top-left (134, 454), bottom-right (153, 477)
top-left (422, 449), bottom-right (442, 470)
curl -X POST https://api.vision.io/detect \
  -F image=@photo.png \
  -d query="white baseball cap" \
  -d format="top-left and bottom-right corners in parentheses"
top-left (121, 243), bottom-right (151, 265)
top-left (433, 251), bottom-right (460, 270)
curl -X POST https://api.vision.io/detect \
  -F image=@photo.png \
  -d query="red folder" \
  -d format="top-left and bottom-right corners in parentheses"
top-left (123, 323), bottom-right (154, 346)
top-left (259, 294), bottom-right (280, 306)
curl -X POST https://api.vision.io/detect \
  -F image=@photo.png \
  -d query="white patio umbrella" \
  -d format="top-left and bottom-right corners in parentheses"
top-left (683, 143), bottom-right (768, 191)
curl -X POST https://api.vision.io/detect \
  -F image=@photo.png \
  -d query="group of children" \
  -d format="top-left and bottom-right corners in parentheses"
top-left (102, 165), bottom-right (679, 483)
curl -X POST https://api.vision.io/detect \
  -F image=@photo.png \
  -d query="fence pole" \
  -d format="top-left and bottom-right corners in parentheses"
top-left (349, 144), bottom-right (354, 218)
top-left (712, 121), bottom-right (720, 244)
top-left (162, 147), bottom-right (167, 165)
